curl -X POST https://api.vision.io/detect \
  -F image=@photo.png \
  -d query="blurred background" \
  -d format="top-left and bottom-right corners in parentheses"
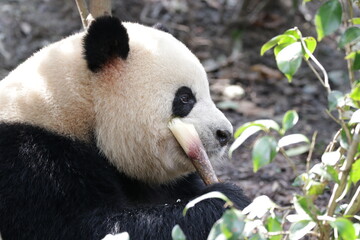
top-left (0, 0), bottom-right (346, 204)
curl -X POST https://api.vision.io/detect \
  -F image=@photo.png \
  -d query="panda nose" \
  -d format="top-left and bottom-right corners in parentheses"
top-left (216, 129), bottom-right (232, 147)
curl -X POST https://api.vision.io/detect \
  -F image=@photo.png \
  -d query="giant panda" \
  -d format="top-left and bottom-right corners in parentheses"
top-left (0, 16), bottom-right (250, 240)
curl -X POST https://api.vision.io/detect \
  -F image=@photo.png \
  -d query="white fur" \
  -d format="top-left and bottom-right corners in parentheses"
top-left (0, 22), bottom-right (232, 184)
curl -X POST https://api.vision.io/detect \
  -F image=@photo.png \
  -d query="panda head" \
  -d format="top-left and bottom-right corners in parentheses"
top-left (84, 16), bottom-right (233, 184)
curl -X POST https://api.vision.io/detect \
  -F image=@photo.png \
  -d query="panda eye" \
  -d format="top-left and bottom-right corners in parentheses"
top-left (180, 94), bottom-right (190, 104)
top-left (172, 86), bottom-right (196, 117)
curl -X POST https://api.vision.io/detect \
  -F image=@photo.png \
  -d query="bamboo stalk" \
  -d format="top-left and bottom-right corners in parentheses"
top-left (168, 118), bottom-right (219, 185)
top-left (75, 0), bottom-right (89, 28)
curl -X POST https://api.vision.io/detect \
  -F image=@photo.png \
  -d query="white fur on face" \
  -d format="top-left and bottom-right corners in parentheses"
top-left (93, 23), bottom-right (233, 183)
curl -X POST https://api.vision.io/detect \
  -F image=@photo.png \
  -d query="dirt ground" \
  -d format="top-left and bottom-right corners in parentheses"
top-left (0, 0), bottom-right (346, 206)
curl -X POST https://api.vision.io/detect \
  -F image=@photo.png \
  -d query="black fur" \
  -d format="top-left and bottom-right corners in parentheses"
top-left (153, 23), bottom-right (170, 33)
top-left (172, 86), bottom-right (197, 117)
top-left (83, 16), bottom-right (130, 72)
top-left (0, 123), bottom-right (250, 240)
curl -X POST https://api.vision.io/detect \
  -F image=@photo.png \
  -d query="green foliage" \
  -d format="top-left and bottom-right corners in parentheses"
top-left (261, 28), bottom-right (316, 81)
top-left (229, 120), bottom-right (280, 157)
top-left (314, 0), bottom-right (342, 41)
top-left (328, 90), bottom-right (344, 111)
top-left (303, 37), bottom-right (317, 60)
top-left (330, 218), bottom-right (356, 240)
top-left (289, 220), bottom-right (316, 240)
top-left (276, 42), bottom-right (303, 81)
top-left (171, 225), bottom-right (186, 240)
top-left (350, 160), bottom-right (360, 184)
top-left (181, 1), bottom-right (360, 240)
top-left (182, 191), bottom-right (232, 216)
top-left (230, 110), bottom-right (309, 172)
top-left (252, 136), bottom-right (278, 172)
top-left (350, 84), bottom-right (360, 101)
top-left (339, 27), bottom-right (360, 48)
top-left (282, 110), bottom-right (299, 133)
top-left (265, 217), bottom-right (282, 240)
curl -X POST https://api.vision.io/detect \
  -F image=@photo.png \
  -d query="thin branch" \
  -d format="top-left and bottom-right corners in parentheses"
top-left (306, 131), bottom-right (318, 173)
top-left (322, 124), bottom-right (360, 238)
top-left (344, 184), bottom-right (360, 216)
top-left (338, 108), bottom-right (352, 144)
top-left (325, 129), bottom-right (341, 153)
top-left (304, 58), bottom-right (329, 92)
top-left (75, 0), bottom-right (89, 29)
top-left (279, 147), bottom-right (297, 175)
top-left (343, 0), bottom-right (355, 86)
top-left (267, 231), bottom-right (289, 236)
top-left (325, 109), bottom-right (342, 126)
top-left (299, 34), bottom-right (331, 93)
top-left (326, 124), bottom-right (360, 217)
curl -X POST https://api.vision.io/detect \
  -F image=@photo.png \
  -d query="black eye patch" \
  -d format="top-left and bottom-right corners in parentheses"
top-left (172, 86), bottom-right (196, 117)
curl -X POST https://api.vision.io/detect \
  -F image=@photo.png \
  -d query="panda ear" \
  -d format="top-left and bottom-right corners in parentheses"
top-left (83, 16), bottom-right (130, 72)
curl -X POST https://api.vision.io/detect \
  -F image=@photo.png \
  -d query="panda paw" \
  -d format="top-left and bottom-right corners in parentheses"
top-left (202, 182), bottom-right (251, 210)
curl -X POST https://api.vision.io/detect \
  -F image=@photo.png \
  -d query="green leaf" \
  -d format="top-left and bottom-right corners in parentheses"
top-left (339, 27), bottom-right (360, 48)
top-left (207, 220), bottom-right (223, 240)
top-left (350, 84), bottom-right (360, 101)
top-left (230, 120), bottom-right (280, 157)
top-left (309, 164), bottom-right (339, 183)
top-left (326, 165), bottom-right (340, 184)
top-left (303, 37), bottom-right (317, 60)
top-left (315, 0), bottom-right (342, 41)
top-left (249, 234), bottom-right (266, 240)
top-left (340, 128), bottom-right (350, 149)
top-left (274, 43), bottom-right (293, 58)
top-left (354, 52), bottom-right (360, 70)
top-left (351, 18), bottom-right (360, 24)
top-left (289, 220), bottom-right (316, 240)
top-left (345, 51), bottom-right (356, 60)
top-left (220, 209), bottom-right (246, 239)
top-left (350, 160), bottom-right (360, 184)
top-left (172, 225), bottom-right (186, 240)
top-left (230, 125), bottom-right (263, 157)
top-left (253, 120), bottom-right (281, 132)
top-left (243, 195), bottom-right (277, 219)
top-left (252, 136), bottom-right (278, 172)
top-left (282, 110), bottom-right (299, 132)
top-left (328, 90), bottom-right (344, 111)
top-left (293, 173), bottom-right (308, 187)
top-left (234, 123), bottom-right (263, 139)
top-left (276, 42), bottom-right (303, 82)
top-left (261, 34), bottom-right (296, 56)
top-left (285, 145), bottom-right (310, 157)
top-left (266, 217), bottom-right (282, 240)
top-left (293, 196), bottom-right (316, 220)
top-left (353, 223), bottom-right (360, 238)
top-left (284, 28), bottom-right (301, 39)
top-left (103, 233), bottom-right (129, 240)
top-left (350, 109), bottom-right (360, 124)
top-left (330, 218), bottom-right (356, 240)
top-left (321, 151), bottom-right (341, 166)
top-left (306, 180), bottom-right (326, 195)
top-left (278, 134), bottom-right (309, 148)
top-left (183, 191), bottom-right (232, 216)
